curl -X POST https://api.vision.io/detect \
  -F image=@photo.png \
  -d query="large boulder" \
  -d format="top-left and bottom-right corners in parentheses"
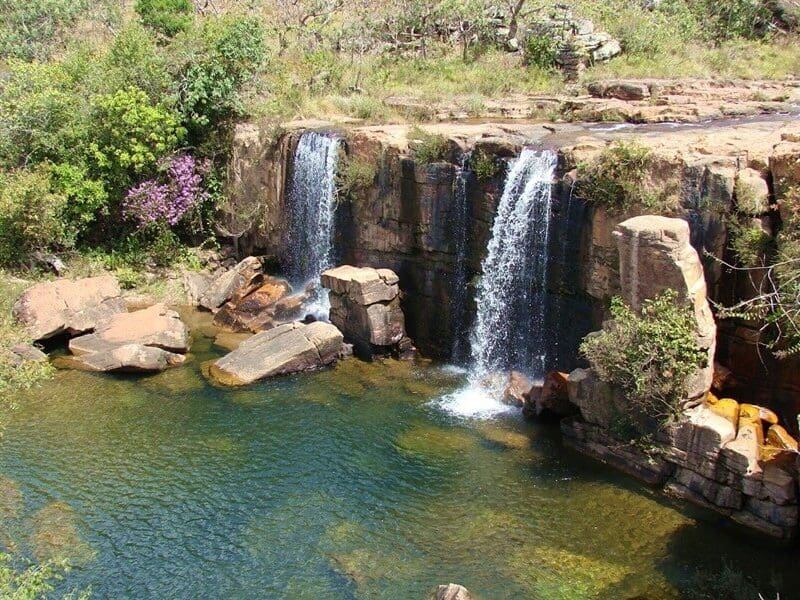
top-left (321, 266), bottom-right (411, 358)
top-left (199, 256), bottom-right (265, 311)
top-left (212, 276), bottom-right (294, 333)
top-left (207, 321), bottom-right (344, 386)
top-left (67, 304), bottom-right (190, 372)
top-left (614, 216), bottom-right (716, 400)
top-left (13, 276), bottom-right (126, 341)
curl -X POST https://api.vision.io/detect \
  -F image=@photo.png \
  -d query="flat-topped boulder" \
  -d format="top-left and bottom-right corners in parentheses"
top-left (67, 304), bottom-right (189, 372)
top-left (207, 321), bottom-right (344, 386)
top-left (212, 275), bottom-right (295, 333)
top-left (13, 275), bottom-right (126, 341)
top-left (321, 265), bottom-right (412, 358)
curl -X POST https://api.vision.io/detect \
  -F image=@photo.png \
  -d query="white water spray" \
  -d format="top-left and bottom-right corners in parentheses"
top-left (438, 149), bottom-right (557, 418)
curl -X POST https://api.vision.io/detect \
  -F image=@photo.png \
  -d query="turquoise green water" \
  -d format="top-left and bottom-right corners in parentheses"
top-left (0, 319), bottom-right (797, 599)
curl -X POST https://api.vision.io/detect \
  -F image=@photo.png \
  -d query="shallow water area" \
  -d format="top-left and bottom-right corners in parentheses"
top-left (0, 345), bottom-right (798, 599)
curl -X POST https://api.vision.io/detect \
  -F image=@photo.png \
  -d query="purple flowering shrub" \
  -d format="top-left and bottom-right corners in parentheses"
top-left (123, 155), bottom-right (210, 227)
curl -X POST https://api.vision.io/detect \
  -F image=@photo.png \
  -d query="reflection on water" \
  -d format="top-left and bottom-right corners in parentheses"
top-left (0, 344), bottom-right (797, 599)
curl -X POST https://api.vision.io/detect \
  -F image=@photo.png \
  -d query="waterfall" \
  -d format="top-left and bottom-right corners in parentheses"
top-left (450, 152), bottom-right (472, 364)
top-left (437, 148), bottom-right (558, 417)
top-left (470, 149), bottom-right (557, 381)
top-left (285, 131), bottom-right (342, 316)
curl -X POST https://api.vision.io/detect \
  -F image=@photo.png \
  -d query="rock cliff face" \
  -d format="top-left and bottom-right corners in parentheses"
top-left (227, 114), bottom-right (800, 420)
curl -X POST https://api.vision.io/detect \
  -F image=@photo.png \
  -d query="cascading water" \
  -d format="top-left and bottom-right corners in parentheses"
top-left (439, 148), bottom-right (558, 417)
top-left (285, 131), bottom-right (342, 317)
top-left (449, 152), bottom-right (472, 364)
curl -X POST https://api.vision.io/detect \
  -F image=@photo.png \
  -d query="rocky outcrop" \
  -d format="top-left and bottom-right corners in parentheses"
top-left (13, 276), bottom-right (126, 341)
top-left (212, 276), bottom-right (296, 333)
top-left (67, 304), bottom-right (189, 372)
top-left (321, 266), bottom-right (413, 358)
top-left (207, 321), bottom-right (344, 386)
top-left (502, 371), bottom-right (532, 407)
top-left (524, 10), bottom-right (621, 81)
top-left (523, 371), bottom-right (577, 419)
top-left (199, 256), bottom-right (265, 311)
top-left (614, 216), bottom-right (716, 400)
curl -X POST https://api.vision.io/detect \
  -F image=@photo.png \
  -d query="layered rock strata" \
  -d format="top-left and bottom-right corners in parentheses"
top-left (321, 266), bottom-right (413, 358)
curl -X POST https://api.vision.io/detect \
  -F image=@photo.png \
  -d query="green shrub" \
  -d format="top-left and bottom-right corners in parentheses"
top-left (105, 24), bottom-right (173, 100)
top-left (0, 61), bottom-right (86, 168)
top-left (0, 0), bottom-right (88, 60)
top-left (580, 290), bottom-right (707, 433)
top-left (523, 35), bottom-right (559, 70)
top-left (48, 163), bottom-right (108, 244)
top-left (337, 156), bottom-right (377, 201)
top-left (576, 141), bottom-right (659, 212)
top-left (135, 0), bottom-right (193, 38)
top-left (728, 220), bottom-right (772, 268)
top-left (0, 552), bottom-right (88, 599)
top-left (409, 126), bottom-right (450, 164)
top-left (170, 15), bottom-right (267, 138)
top-left (690, 0), bottom-right (772, 43)
top-left (471, 149), bottom-right (499, 181)
top-left (0, 169), bottom-right (69, 266)
top-left (88, 86), bottom-right (185, 194)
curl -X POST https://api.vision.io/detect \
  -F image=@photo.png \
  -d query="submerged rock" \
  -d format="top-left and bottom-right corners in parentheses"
top-left (67, 304), bottom-right (189, 372)
top-left (13, 275), bottom-right (126, 341)
top-left (434, 583), bottom-right (473, 600)
top-left (207, 321), bottom-right (343, 386)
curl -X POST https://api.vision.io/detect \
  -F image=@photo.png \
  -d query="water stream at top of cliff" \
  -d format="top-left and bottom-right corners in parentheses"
top-left (438, 148), bottom-right (558, 418)
top-left (285, 131), bottom-right (342, 318)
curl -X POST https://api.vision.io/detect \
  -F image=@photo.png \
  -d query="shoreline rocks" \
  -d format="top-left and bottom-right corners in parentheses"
top-left (13, 275), bottom-right (126, 341)
top-left (67, 304), bottom-right (190, 372)
top-left (206, 321), bottom-right (344, 386)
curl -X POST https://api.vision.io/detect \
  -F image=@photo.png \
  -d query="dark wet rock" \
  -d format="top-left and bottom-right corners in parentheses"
top-left (207, 321), bottom-right (344, 386)
top-left (13, 275), bottom-right (126, 342)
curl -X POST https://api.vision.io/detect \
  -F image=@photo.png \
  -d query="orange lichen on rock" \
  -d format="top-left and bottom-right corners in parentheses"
top-left (766, 424), bottom-right (799, 451)
top-left (706, 397), bottom-right (740, 430)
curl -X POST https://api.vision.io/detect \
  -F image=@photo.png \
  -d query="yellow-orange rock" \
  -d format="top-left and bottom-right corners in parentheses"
top-left (766, 424), bottom-right (799, 451)
top-left (737, 408), bottom-right (765, 445)
top-left (740, 403), bottom-right (779, 426)
top-left (706, 397), bottom-right (739, 430)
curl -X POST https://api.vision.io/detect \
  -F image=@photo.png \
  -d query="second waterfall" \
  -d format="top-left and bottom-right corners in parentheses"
top-left (441, 148), bottom-right (558, 417)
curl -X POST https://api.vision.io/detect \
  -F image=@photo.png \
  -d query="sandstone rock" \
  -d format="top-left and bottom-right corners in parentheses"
top-left (614, 216), bottom-right (716, 400)
top-left (722, 419), bottom-right (762, 477)
top-left (767, 424), bottom-right (799, 450)
top-left (705, 397), bottom-right (740, 431)
top-left (672, 467), bottom-right (743, 509)
top-left (502, 371), bottom-right (532, 407)
top-left (199, 257), bottom-right (264, 311)
top-left (567, 368), bottom-right (626, 429)
top-left (182, 271), bottom-right (212, 306)
top-left (670, 403), bottom-right (737, 460)
top-left (588, 80), bottom-right (650, 101)
top-left (13, 276), bottom-right (126, 341)
top-left (212, 276), bottom-right (292, 332)
top-left (68, 343), bottom-right (186, 372)
top-left (434, 584), bottom-right (473, 600)
top-left (9, 343), bottom-right (47, 365)
top-left (213, 332), bottom-right (252, 352)
top-left (526, 371), bottom-right (576, 418)
top-left (67, 304), bottom-right (190, 372)
top-left (735, 168), bottom-right (771, 215)
top-left (322, 266), bottom-right (408, 357)
top-left (207, 321), bottom-right (343, 386)
top-left (740, 403), bottom-right (779, 426)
